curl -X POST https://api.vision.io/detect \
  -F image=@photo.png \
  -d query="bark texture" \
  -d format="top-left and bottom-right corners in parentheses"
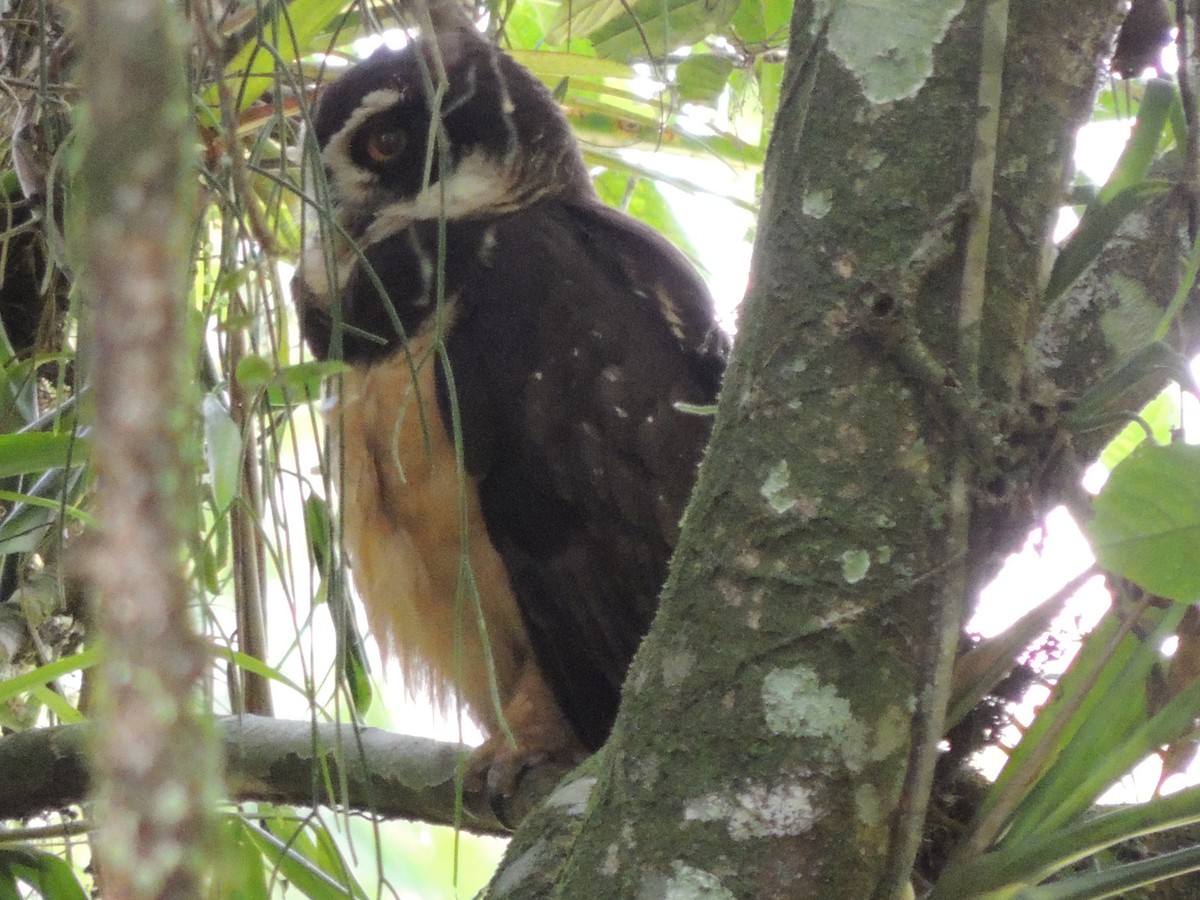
top-left (75, 3), bottom-right (223, 897)
top-left (485, 2), bottom-right (1127, 897)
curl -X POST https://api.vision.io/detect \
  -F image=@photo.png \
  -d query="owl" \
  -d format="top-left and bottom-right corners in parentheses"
top-left (292, 25), bottom-right (727, 804)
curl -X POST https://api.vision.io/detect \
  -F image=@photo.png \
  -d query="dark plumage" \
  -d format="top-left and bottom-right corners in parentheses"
top-left (293, 27), bottom-right (726, 779)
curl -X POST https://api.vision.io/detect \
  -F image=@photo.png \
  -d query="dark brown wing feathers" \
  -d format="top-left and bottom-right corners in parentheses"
top-left (438, 198), bottom-right (726, 749)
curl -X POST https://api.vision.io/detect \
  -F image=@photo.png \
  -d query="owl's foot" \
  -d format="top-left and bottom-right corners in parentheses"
top-left (464, 668), bottom-right (589, 826)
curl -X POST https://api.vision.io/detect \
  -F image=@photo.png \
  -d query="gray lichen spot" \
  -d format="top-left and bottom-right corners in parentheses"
top-left (870, 704), bottom-right (912, 762)
top-left (841, 548), bottom-right (871, 583)
top-left (545, 774), bottom-right (596, 816)
top-left (601, 841), bottom-right (621, 876)
top-left (855, 783), bottom-right (883, 827)
top-left (813, 0), bottom-right (965, 103)
top-left (760, 460), bottom-right (797, 513)
top-left (803, 188), bottom-right (833, 218)
top-left (877, 544), bottom-right (893, 564)
top-left (684, 780), bottom-right (816, 840)
top-left (490, 838), bottom-right (550, 897)
top-left (762, 666), bottom-right (868, 769)
top-left (663, 648), bottom-right (697, 689)
top-left (640, 863), bottom-right (737, 899)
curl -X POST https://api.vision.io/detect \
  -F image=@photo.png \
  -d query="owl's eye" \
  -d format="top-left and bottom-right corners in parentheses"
top-left (366, 126), bottom-right (406, 163)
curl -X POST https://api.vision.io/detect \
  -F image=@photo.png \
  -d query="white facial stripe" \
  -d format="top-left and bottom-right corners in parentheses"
top-left (321, 88), bottom-right (403, 206)
top-left (297, 232), bottom-right (358, 299)
top-left (363, 151), bottom-right (518, 246)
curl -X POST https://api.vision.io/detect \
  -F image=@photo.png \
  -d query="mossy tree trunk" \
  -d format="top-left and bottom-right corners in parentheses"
top-left (487, 2), bottom-right (1127, 897)
top-left (75, 1), bottom-right (223, 896)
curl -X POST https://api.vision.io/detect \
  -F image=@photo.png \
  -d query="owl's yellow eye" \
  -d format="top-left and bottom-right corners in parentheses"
top-left (366, 127), bottom-right (406, 163)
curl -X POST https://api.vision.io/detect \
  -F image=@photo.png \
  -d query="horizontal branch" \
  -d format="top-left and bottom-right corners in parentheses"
top-left (0, 716), bottom-right (571, 835)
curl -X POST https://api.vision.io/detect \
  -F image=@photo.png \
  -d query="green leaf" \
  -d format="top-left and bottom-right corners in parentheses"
top-left (0, 432), bottom-right (88, 479)
top-left (592, 169), bottom-right (696, 257)
top-left (731, 0), bottom-right (791, 43)
top-left (202, 0), bottom-right (345, 113)
top-left (235, 355), bottom-right (274, 390)
top-left (265, 360), bottom-right (346, 408)
top-left (1088, 442), bottom-right (1200, 602)
top-left (591, 0), bottom-right (742, 59)
top-left (211, 817), bottom-right (270, 900)
top-left (1046, 78), bottom-right (1176, 301)
top-left (1098, 390), bottom-right (1178, 471)
top-left (1046, 179), bottom-right (1169, 301)
top-left (244, 818), bottom-right (367, 899)
top-left (1098, 79), bottom-right (1176, 205)
top-left (676, 55), bottom-right (734, 104)
top-left (0, 647), bottom-right (100, 706)
top-left (203, 395), bottom-right (243, 513)
top-left (0, 847), bottom-right (88, 900)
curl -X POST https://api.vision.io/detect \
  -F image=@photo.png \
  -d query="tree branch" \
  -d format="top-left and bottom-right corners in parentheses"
top-left (0, 716), bottom-right (575, 836)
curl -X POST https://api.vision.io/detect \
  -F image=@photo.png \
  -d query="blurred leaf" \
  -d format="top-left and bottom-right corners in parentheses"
top-left (248, 817), bottom-right (368, 899)
top-left (203, 395), bottom-right (243, 513)
top-left (235, 354), bottom-right (275, 390)
top-left (203, 0), bottom-right (345, 113)
top-left (1098, 78), bottom-right (1176, 205)
top-left (0, 847), bottom-right (88, 900)
top-left (209, 645), bottom-right (307, 698)
top-left (0, 433), bottom-right (87, 479)
top-left (1046, 78), bottom-right (1176, 301)
top-left (731, 0), bottom-right (791, 43)
top-left (265, 360), bottom-right (346, 408)
top-left (1088, 442), bottom-right (1200, 602)
top-left (304, 493), bottom-right (333, 575)
top-left (676, 55), bottom-right (734, 104)
top-left (509, 49), bottom-right (634, 81)
top-left (1046, 179), bottom-right (1169, 301)
top-left (593, 169), bottom-right (696, 256)
top-left (0, 647), bottom-right (100, 706)
top-left (210, 817), bottom-right (270, 900)
top-left (1098, 389), bottom-right (1178, 471)
top-left (591, 0), bottom-right (741, 59)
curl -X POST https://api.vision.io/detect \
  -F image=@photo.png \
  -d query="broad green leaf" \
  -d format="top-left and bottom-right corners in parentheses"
top-left (1088, 442), bottom-right (1200, 602)
top-left (590, 0), bottom-right (741, 59)
top-left (235, 354), bottom-right (275, 390)
top-left (0, 432), bottom-right (88, 479)
top-left (731, 0), bottom-right (791, 43)
top-left (210, 817), bottom-right (270, 900)
top-left (265, 360), bottom-right (346, 407)
top-left (545, 0), bottom-right (630, 44)
top-left (509, 49), bottom-right (635, 81)
top-left (203, 394), bottom-right (243, 513)
top-left (676, 55), bottom-right (734, 104)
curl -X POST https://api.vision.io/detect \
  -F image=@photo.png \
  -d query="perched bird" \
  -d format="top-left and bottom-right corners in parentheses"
top-left (292, 26), bottom-right (727, 792)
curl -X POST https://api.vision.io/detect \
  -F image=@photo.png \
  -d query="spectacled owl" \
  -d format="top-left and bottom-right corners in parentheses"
top-left (292, 25), bottom-right (727, 801)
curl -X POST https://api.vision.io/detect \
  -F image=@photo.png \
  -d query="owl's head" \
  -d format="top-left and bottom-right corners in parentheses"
top-left (307, 29), bottom-right (592, 245)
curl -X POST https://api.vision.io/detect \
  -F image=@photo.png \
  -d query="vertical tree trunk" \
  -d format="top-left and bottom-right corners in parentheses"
top-left (489, 2), bottom-right (1121, 897)
top-left (76, 2), bottom-right (222, 896)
